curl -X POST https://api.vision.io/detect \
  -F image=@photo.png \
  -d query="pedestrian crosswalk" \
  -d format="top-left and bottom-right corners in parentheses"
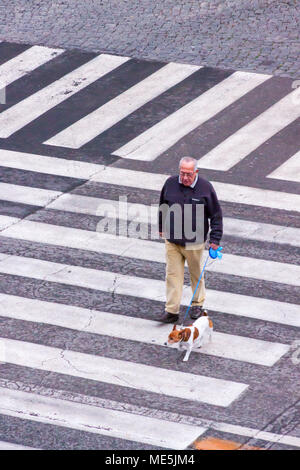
top-left (0, 41), bottom-right (299, 450)
top-left (112, 71), bottom-right (272, 161)
top-left (197, 87), bottom-right (300, 171)
top-left (44, 62), bottom-right (202, 148)
top-left (0, 53), bottom-right (130, 138)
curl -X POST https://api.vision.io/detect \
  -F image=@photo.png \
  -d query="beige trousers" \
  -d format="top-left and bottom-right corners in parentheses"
top-left (165, 239), bottom-right (206, 314)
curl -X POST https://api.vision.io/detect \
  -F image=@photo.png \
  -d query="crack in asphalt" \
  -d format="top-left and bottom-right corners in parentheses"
top-left (111, 274), bottom-right (118, 303)
top-left (59, 350), bottom-right (89, 375)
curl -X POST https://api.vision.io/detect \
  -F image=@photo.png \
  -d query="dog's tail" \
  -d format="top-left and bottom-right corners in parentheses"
top-left (203, 310), bottom-right (213, 328)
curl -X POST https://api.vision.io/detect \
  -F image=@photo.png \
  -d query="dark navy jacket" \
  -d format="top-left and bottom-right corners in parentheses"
top-left (158, 175), bottom-right (223, 246)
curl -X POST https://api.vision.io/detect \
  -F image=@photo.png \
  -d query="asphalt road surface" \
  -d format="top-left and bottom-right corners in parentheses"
top-left (0, 40), bottom-right (299, 450)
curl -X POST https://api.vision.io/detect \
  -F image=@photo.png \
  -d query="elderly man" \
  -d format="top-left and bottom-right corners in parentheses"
top-left (158, 156), bottom-right (223, 323)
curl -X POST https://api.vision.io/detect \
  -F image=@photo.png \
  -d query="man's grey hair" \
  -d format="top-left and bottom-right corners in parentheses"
top-left (179, 156), bottom-right (198, 171)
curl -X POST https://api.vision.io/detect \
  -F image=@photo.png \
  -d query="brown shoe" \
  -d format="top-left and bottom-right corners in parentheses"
top-left (161, 312), bottom-right (179, 323)
top-left (190, 306), bottom-right (207, 320)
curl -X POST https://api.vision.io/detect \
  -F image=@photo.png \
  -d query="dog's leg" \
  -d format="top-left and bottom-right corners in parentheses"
top-left (183, 346), bottom-right (192, 362)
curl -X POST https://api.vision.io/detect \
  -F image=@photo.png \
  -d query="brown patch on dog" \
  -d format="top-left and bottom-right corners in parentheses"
top-left (181, 328), bottom-right (191, 342)
top-left (193, 327), bottom-right (199, 341)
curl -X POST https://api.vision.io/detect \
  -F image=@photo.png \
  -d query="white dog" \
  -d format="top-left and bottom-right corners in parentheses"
top-left (166, 313), bottom-right (213, 362)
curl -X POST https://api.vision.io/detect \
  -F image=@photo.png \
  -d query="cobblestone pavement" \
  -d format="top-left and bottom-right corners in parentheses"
top-left (0, 0), bottom-right (299, 78)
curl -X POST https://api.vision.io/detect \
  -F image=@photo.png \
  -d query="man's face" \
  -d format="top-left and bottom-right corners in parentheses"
top-left (179, 161), bottom-right (198, 186)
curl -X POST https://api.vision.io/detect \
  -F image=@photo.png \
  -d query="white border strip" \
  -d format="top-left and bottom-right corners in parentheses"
top-left (0, 387), bottom-right (206, 449)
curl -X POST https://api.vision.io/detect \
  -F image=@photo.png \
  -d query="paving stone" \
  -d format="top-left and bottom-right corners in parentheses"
top-left (0, 1), bottom-right (299, 78)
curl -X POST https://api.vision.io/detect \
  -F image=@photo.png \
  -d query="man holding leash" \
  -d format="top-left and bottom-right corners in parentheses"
top-left (158, 156), bottom-right (223, 323)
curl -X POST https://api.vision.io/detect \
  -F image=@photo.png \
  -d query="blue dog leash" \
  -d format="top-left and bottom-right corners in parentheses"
top-left (180, 246), bottom-right (223, 326)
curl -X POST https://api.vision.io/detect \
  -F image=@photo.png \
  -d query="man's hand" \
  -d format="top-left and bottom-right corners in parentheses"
top-left (159, 232), bottom-right (164, 238)
top-left (209, 243), bottom-right (219, 250)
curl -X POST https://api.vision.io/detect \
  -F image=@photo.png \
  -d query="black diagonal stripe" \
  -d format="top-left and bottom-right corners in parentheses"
top-left (10, 59), bottom-right (165, 144)
top-left (82, 66), bottom-right (234, 154)
top-left (110, 75), bottom-right (297, 189)
top-left (154, 75), bottom-right (295, 173)
top-left (0, 42), bottom-right (30, 66)
top-left (1, 49), bottom-right (98, 114)
top-left (230, 118), bottom-right (300, 192)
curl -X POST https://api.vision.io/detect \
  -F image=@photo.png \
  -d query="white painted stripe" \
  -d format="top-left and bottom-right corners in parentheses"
top-left (0, 294), bottom-right (290, 366)
top-left (0, 387), bottom-right (206, 449)
top-left (197, 87), bottom-right (300, 170)
top-left (0, 182), bottom-right (61, 206)
top-left (0, 254), bottom-right (298, 327)
top-left (1, 186), bottom-right (299, 246)
top-left (0, 149), bottom-right (105, 179)
top-left (0, 46), bottom-right (63, 88)
top-left (45, 63), bottom-right (201, 148)
top-left (0, 337), bottom-right (248, 407)
top-left (223, 217), bottom-right (300, 247)
top-left (112, 71), bottom-right (271, 160)
top-left (267, 151), bottom-right (300, 183)
top-left (0, 440), bottom-right (37, 450)
top-left (1, 149), bottom-right (299, 212)
top-left (210, 180), bottom-right (300, 213)
top-left (0, 54), bottom-right (129, 138)
top-left (0, 215), bottom-right (19, 231)
top-left (1, 217), bottom-right (300, 286)
top-left (46, 193), bottom-right (300, 247)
